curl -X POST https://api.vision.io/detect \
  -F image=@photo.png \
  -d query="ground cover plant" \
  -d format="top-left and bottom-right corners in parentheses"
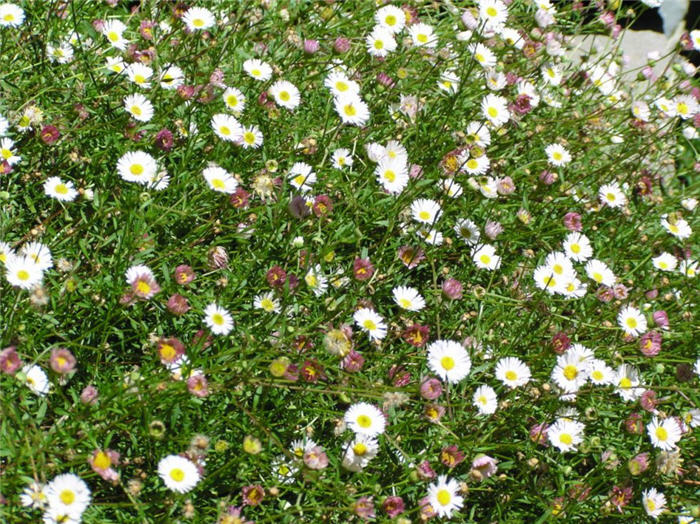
top-left (0, 0), bottom-right (699, 522)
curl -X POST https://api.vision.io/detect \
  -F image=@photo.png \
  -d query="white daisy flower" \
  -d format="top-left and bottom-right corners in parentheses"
top-left (117, 151), bottom-right (158, 185)
top-left (454, 218), bottom-right (480, 246)
top-left (646, 416), bottom-right (682, 451)
top-left (375, 157), bottom-right (409, 195)
top-left (618, 305), bottom-right (647, 337)
top-left (551, 351), bottom-right (590, 393)
top-left (5, 254), bottom-right (43, 289)
top-left (479, 0), bottom-right (508, 29)
top-left (159, 65), bottom-right (185, 90)
top-left (547, 418), bottom-right (585, 452)
top-left (182, 7), bottom-right (215, 31)
top-left (123, 93), bottom-right (154, 122)
top-left (203, 303), bottom-right (234, 336)
top-left (585, 259), bottom-right (616, 287)
top-left (472, 244), bottom-right (501, 270)
top-left (614, 364), bottom-right (643, 402)
top-left (541, 63), bottom-right (562, 86)
top-left (0, 2), bottom-right (24, 27)
top-left (660, 215), bottom-right (691, 239)
top-left (344, 402), bottom-right (386, 436)
top-left (243, 58), bottom-right (272, 81)
top-left (460, 151), bottom-right (490, 176)
top-left (0, 137), bottom-right (20, 165)
top-left (470, 43), bottom-right (496, 68)
top-left (240, 125), bottom-right (263, 149)
top-left (679, 259), bottom-right (697, 278)
top-left (473, 385), bottom-right (498, 415)
top-left (105, 56), bottom-right (126, 74)
top-left (22, 364), bottom-right (50, 396)
top-left (253, 291), bottom-right (280, 313)
top-left (211, 113), bottom-right (242, 142)
top-left (324, 72), bottom-right (360, 98)
top-left (481, 94), bottom-right (510, 126)
top-left (588, 359), bottom-right (614, 385)
top-left (408, 22), bottom-right (437, 48)
top-left (366, 26), bottom-right (397, 58)
top-left (157, 455), bottom-right (201, 494)
top-left (562, 232), bottom-right (592, 262)
top-left (410, 198), bottom-right (441, 224)
top-left (375, 5), bottom-right (406, 33)
top-left (331, 148), bottom-right (353, 169)
top-left (102, 19), bottom-right (128, 50)
top-left (334, 94), bottom-right (370, 126)
top-left (427, 340), bottom-right (472, 384)
top-left (642, 487), bottom-right (667, 519)
top-left (46, 42), bottom-right (74, 64)
top-left (44, 177), bottom-right (77, 202)
top-left (652, 252), bottom-right (677, 272)
top-left (203, 166), bottom-right (238, 194)
top-left (223, 86), bottom-right (246, 112)
top-left (545, 144), bottom-right (571, 166)
top-left (20, 481), bottom-right (47, 509)
top-left (599, 181), bottom-right (626, 208)
top-left (427, 475), bottom-right (463, 519)
top-left (126, 62), bottom-right (153, 89)
top-left (353, 308), bottom-right (387, 341)
top-left (304, 264), bottom-right (328, 296)
top-left (392, 286), bottom-right (425, 311)
top-left (288, 162), bottom-right (317, 192)
top-left (269, 80), bottom-right (301, 110)
top-left (45, 473), bottom-right (91, 517)
top-left (465, 121), bottom-right (491, 147)
top-left (495, 357), bottom-right (531, 388)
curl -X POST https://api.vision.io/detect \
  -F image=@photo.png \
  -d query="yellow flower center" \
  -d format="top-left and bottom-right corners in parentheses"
top-left (480, 254), bottom-right (491, 265)
top-left (136, 280), bottom-right (151, 295)
top-left (193, 18), bottom-right (204, 28)
top-left (362, 319), bottom-right (377, 331)
top-left (571, 243), bottom-right (580, 254)
top-left (592, 272), bottom-right (603, 283)
top-left (478, 395), bottom-right (487, 405)
top-left (17, 269), bottom-right (30, 281)
top-left (131, 105), bottom-right (142, 116)
top-left (488, 107), bottom-right (498, 118)
top-left (251, 68), bottom-right (261, 77)
top-left (592, 370), bottom-right (603, 381)
top-left (344, 104), bottom-right (356, 116)
top-left (357, 414), bottom-right (372, 428)
top-left (54, 183), bottom-right (69, 195)
top-left (219, 125), bottom-right (231, 136)
top-left (441, 356), bottom-right (455, 371)
top-left (382, 169), bottom-right (397, 183)
top-left (475, 53), bottom-right (484, 63)
top-left (212, 313), bottom-right (224, 326)
top-left (169, 468), bottom-right (185, 482)
top-left (417, 33), bottom-right (428, 44)
top-left (467, 159), bottom-right (479, 170)
top-left (626, 317), bottom-right (637, 328)
top-left (279, 91), bottom-right (290, 102)
top-left (160, 343), bottom-right (176, 361)
top-left (606, 192), bottom-right (616, 202)
top-left (647, 499), bottom-right (656, 511)
top-left (374, 39), bottom-right (384, 50)
top-left (59, 490), bottom-right (75, 505)
top-left (677, 102), bottom-right (688, 115)
top-left (130, 164), bottom-right (144, 175)
top-left (559, 433), bottom-right (573, 445)
top-left (107, 31), bottom-right (119, 42)
top-left (227, 95), bottom-right (238, 107)
top-left (563, 365), bottom-right (578, 381)
top-left (1, 148), bottom-right (12, 159)
top-left (553, 152), bottom-right (562, 161)
top-left (353, 443), bottom-right (368, 456)
top-left (418, 210), bottom-right (430, 221)
top-left (243, 131), bottom-right (256, 145)
top-left (669, 224), bottom-right (679, 233)
top-left (655, 427), bottom-right (668, 441)
top-left (505, 370), bottom-right (517, 381)
top-left (436, 489), bottom-right (451, 506)
top-left (134, 74), bottom-right (146, 84)
top-left (260, 298), bottom-right (275, 312)
top-left (385, 15), bottom-right (396, 25)
top-left (94, 451), bottom-right (111, 469)
top-left (212, 178), bottom-right (225, 190)
top-left (619, 377), bottom-right (632, 389)
top-left (658, 261), bottom-right (667, 269)
top-left (399, 298), bottom-right (411, 309)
